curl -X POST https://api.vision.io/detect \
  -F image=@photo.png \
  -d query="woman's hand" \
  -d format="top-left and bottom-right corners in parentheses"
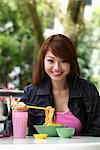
top-left (12, 102), bottom-right (29, 112)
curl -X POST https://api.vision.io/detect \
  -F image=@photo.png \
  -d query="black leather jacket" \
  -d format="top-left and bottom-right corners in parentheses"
top-left (20, 77), bottom-right (100, 136)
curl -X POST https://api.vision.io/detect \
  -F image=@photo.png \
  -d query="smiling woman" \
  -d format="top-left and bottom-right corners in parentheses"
top-left (13, 34), bottom-right (100, 137)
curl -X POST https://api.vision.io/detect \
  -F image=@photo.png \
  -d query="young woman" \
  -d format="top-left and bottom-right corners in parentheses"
top-left (14, 34), bottom-right (100, 136)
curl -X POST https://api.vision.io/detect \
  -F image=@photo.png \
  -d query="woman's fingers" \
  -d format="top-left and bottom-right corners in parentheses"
top-left (12, 102), bottom-right (29, 112)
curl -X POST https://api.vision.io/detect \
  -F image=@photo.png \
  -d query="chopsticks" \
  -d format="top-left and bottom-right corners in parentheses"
top-left (14, 103), bottom-right (48, 110)
top-left (25, 105), bottom-right (48, 110)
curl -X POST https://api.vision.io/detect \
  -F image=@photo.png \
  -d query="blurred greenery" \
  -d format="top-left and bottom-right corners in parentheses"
top-left (0, 0), bottom-right (99, 92)
top-left (77, 5), bottom-right (100, 91)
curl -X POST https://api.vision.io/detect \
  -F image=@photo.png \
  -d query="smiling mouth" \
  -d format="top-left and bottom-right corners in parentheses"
top-left (51, 71), bottom-right (63, 76)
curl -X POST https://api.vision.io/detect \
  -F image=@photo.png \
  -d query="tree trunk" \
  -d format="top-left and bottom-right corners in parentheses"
top-left (64, 0), bottom-right (85, 47)
top-left (26, 0), bottom-right (44, 49)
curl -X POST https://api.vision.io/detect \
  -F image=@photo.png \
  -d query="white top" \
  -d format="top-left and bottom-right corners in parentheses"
top-left (0, 136), bottom-right (100, 150)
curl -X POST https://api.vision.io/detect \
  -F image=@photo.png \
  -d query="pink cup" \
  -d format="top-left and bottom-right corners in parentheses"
top-left (12, 111), bottom-right (28, 138)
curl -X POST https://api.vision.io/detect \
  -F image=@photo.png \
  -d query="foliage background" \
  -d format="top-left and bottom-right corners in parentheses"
top-left (0, 0), bottom-right (100, 92)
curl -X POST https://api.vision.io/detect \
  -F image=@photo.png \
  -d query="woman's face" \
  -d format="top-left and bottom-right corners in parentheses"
top-left (44, 50), bottom-right (70, 82)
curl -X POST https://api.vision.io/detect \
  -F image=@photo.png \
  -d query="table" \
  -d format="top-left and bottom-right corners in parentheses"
top-left (0, 136), bottom-right (100, 150)
top-left (0, 89), bottom-right (24, 98)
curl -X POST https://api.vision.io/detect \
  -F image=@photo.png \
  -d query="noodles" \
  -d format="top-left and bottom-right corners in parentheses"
top-left (44, 106), bottom-right (61, 126)
top-left (44, 106), bottom-right (55, 126)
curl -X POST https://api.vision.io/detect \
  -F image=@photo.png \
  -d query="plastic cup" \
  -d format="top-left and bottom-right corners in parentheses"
top-left (12, 111), bottom-right (28, 138)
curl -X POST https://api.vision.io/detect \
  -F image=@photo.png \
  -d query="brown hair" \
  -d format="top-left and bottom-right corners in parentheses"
top-left (33, 34), bottom-right (80, 86)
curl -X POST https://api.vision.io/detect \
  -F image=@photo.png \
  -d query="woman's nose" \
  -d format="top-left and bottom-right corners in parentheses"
top-left (53, 62), bottom-right (61, 70)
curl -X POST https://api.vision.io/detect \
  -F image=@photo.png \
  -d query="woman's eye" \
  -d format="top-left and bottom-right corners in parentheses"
top-left (47, 59), bottom-right (54, 63)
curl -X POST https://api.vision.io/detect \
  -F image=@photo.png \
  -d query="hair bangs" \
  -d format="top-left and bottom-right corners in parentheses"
top-left (49, 40), bottom-right (72, 63)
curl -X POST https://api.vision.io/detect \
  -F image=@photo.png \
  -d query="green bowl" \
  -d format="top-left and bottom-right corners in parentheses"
top-left (56, 128), bottom-right (75, 138)
top-left (34, 125), bottom-right (65, 137)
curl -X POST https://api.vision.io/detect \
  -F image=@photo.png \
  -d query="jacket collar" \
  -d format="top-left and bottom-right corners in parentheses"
top-left (36, 78), bottom-right (82, 98)
top-left (36, 79), bottom-right (51, 95)
top-left (68, 78), bottom-right (82, 98)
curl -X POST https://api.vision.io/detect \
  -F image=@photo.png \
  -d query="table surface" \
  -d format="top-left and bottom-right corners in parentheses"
top-left (0, 136), bottom-right (100, 150)
top-left (0, 89), bottom-right (24, 98)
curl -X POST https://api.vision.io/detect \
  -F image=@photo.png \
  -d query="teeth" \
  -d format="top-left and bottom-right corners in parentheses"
top-left (53, 72), bottom-right (62, 75)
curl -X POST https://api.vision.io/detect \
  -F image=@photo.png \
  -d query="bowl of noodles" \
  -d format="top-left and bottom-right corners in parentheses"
top-left (34, 106), bottom-right (65, 137)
